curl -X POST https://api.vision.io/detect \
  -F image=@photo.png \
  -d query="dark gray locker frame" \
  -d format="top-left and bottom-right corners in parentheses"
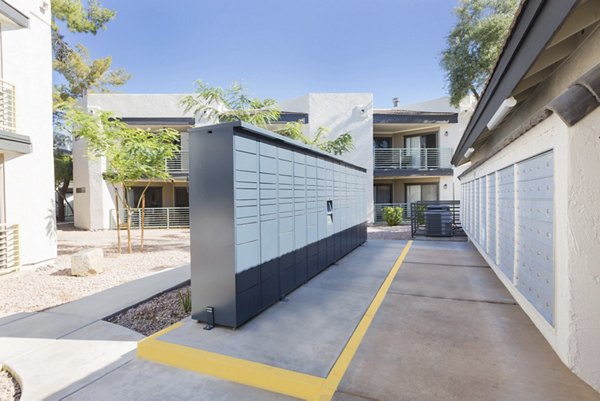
top-left (189, 122), bottom-right (368, 328)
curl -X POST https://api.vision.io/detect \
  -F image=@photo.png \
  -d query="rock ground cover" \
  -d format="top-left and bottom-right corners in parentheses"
top-left (0, 224), bottom-right (400, 318)
top-left (367, 224), bottom-right (412, 240)
top-left (106, 284), bottom-right (191, 336)
top-left (0, 226), bottom-right (190, 316)
top-left (0, 369), bottom-right (20, 401)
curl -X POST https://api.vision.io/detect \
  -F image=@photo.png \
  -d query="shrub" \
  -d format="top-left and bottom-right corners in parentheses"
top-left (382, 206), bottom-right (404, 226)
top-left (416, 204), bottom-right (427, 225)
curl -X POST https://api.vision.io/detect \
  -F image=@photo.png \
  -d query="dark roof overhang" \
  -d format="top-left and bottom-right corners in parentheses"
top-left (374, 110), bottom-right (458, 124)
top-left (452, 0), bottom-right (580, 166)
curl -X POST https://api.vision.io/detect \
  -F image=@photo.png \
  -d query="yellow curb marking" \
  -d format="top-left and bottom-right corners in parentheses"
top-left (138, 241), bottom-right (413, 400)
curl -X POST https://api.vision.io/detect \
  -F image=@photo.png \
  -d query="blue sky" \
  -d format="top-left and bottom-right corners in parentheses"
top-left (60, 0), bottom-right (459, 108)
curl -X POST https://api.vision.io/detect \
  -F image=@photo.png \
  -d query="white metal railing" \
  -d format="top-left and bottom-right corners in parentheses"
top-left (110, 207), bottom-right (189, 229)
top-left (166, 151), bottom-right (189, 174)
top-left (0, 224), bottom-right (20, 275)
top-left (375, 203), bottom-right (409, 224)
top-left (374, 148), bottom-right (452, 170)
top-left (0, 79), bottom-right (16, 133)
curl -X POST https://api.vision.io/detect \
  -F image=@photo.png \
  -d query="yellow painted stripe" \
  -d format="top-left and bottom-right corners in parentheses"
top-left (138, 335), bottom-right (325, 399)
top-left (137, 241), bottom-right (412, 401)
top-left (313, 240), bottom-right (413, 401)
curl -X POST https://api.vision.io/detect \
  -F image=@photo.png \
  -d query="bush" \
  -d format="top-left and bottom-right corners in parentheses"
top-left (382, 206), bottom-right (404, 226)
top-left (416, 204), bottom-right (427, 225)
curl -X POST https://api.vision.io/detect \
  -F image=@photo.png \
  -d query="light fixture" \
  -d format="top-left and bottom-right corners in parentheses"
top-left (443, 184), bottom-right (448, 189)
top-left (444, 131), bottom-right (449, 137)
top-left (487, 97), bottom-right (517, 130)
top-left (464, 147), bottom-right (475, 158)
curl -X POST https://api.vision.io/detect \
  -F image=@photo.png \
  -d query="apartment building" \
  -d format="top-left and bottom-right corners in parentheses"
top-left (455, 0), bottom-right (600, 391)
top-left (0, 0), bottom-right (55, 272)
top-left (372, 96), bottom-right (473, 221)
top-left (74, 92), bottom-right (468, 229)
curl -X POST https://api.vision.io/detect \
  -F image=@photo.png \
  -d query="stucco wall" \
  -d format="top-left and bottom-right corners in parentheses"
top-left (1, 0), bottom-right (56, 265)
top-left (565, 106), bottom-right (600, 389)
top-left (86, 93), bottom-right (193, 118)
top-left (459, 27), bottom-right (600, 391)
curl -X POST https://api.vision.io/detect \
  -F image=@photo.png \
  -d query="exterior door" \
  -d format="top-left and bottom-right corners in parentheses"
top-left (374, 184), bottom-right (393, 204)
top-left (174, 187), bottom-right (189, 207)
top-left (130, 186), bottom-right (163, 208)
top-left (405, 136), bottom-right (421, 169)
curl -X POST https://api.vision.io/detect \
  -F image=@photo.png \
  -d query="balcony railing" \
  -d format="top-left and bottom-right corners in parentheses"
top-left (166, 151), bottom-right (189, 174)
top-left (0, 224), bottom-right (20, 275)
top-left (374, 148), bottom-right (452, 170)
top-left (0, 79), bottom-right (16, 133)
top-left (374, 203), bottom-right (410, 224)
top-left (110, 207), bottom-right (189, 229)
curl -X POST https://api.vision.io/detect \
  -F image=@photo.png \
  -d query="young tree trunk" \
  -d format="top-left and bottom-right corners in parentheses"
top-left (126, 204), bottom-right (133, 254)
top-left (140, 194), bottom-right (145, 252)
top-left (56, 179), bottom-right (70, 222)
top-left (115, 193), bottom-right (121, 254)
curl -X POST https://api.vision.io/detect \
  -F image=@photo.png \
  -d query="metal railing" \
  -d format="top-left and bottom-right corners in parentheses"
top-left (0, 224), bottom-right (20, 275)
top-left (0, 79), bottom-right (16, 133)
top-left (374, 148), bottom-right (452, 170)
top-left (374, 203), bottom-right (409, 224)
top-left (410, 201), bottom-right (465, 238)
top-left (166, 151), bottom-right (189, 174)
top-left (110, 207), bottom-right (189, 229)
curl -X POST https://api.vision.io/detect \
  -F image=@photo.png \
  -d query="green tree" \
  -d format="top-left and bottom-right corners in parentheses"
top-left (180, 81), bottom-right (355, 155)
top-left (54, 151), bottom-right (73, 222)
top-left (440, 0), bottom-right (518, 107)
top-left (65, 106), bottom-right (179, 253)
top-left (52, 0), bottom-right (131, 221)
top-left (275, 122), bottom-right (354, 156)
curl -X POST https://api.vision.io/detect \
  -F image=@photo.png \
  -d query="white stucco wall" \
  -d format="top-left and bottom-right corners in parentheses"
top-left (279, 93), bottom-right (374, 222)
top-left (565, 106), bottom-right (600, 389)
top-left (0, 0), bottom-right (56, 265)
top-left (458, 27), bottom-right (600, 390)
top-left (85, 93), bottom-right (193, 118)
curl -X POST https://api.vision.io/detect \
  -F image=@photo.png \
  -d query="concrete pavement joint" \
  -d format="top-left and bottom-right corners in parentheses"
top-left (386, 291), bottom-right (518, 305)
top-left (403, 261), bottom-right (490, 269)
top-left (54, 359), bottom-right (134, 400)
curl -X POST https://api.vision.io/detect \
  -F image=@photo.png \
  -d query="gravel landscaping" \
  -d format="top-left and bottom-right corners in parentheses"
top-left (0, 369), bottom-right (20, 401)
top-left (0, 226), bottom-right (190, 316)
top-left (367, 224), bottom-right (412, 240)
top-left (106, 283), bottom-right (191, 336)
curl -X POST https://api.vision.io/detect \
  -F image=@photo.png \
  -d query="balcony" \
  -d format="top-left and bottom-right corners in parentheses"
top-left (0, 79), bottom-right (16, 133)
top-left (374, 148), bottom-right (453, 175)
top-left (166, 151), bottom-right (189, 175)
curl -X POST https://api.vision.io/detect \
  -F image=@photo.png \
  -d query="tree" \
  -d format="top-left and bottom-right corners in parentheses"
top-left (180, 81), bottom-right (355, 154)
top-left (65, 106), bottom-right (179, 253)
top-left (52, 0), bottom-right (131, 221)
top-left (54, 151), bottom-right (73, 222)
top-left (441, 0), bottom-right (519, 107)
top-left (275, 122), bottom-right (354, 156)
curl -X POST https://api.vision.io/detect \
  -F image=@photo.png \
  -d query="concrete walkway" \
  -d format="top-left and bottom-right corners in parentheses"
top-left (0, 264), bottom-right (190, 401)
top-left (334, 241), bottom-right (600, 401)
top-left (2, 241), bottom-right (599, 401)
